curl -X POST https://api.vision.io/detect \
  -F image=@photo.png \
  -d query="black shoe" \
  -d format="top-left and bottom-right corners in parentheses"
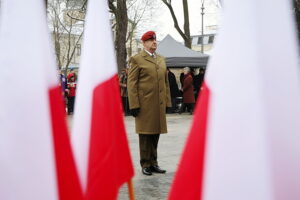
top-left (151, 165), bottom-right (166, 173)
top-left (142, 167), bottom-right (152, 176)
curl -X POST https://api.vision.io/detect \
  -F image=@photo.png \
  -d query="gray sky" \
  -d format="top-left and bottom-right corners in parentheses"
top-left (137, 0), bottom-right (222, 42)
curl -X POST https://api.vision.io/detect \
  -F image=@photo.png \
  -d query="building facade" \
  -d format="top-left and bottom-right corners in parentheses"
top-left (191, 33), bottom-right (216, 53)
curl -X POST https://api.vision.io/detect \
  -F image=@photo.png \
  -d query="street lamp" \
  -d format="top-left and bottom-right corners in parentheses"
top-left (201, 0), bottom-right (205, 53)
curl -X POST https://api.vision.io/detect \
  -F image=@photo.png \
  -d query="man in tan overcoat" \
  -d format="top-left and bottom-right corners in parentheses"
top-left (127, 31), bottom-right (171, 176)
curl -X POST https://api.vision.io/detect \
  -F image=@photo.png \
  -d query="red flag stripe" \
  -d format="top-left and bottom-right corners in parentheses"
top-left (168, 82), bottom-right (210, 200)
top-left (86, 75), bottom-right (134, 200)
top-left (49, 86), bottom-right (84, 200)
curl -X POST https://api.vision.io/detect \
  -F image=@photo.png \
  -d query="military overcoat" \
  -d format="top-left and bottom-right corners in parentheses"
top-left (127, 50), bottom-right (171, 134)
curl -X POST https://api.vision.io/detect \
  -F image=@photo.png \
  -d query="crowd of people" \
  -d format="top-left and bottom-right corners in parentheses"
top-left (59, 66), bottom-right (204, 117)
top-left (119, 65), bottom-right (205, 116)
top-left (178, 67), bottom-right (205, 114)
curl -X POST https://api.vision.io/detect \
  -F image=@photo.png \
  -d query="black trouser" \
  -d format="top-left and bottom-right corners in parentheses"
top-left (166, 98), bottom-right (176, 113)
top-left (68, 96), bottom-right (75, 113)
top-left (171, 97), bottom-right (177, 112)
top-left (180, 103), bottom-right (194, 113)
top-left (139, 134), bottom-right (160, 168)
top-left (122, 96), bottom-right (130, 115)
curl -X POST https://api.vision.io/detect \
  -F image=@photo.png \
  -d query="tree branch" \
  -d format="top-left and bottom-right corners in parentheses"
top-left (108, 0), bottom-right (117, 14)
top-left (161, 0), bottom-right (188, 41)
top-left (67, 12), bottom-right (85, 22)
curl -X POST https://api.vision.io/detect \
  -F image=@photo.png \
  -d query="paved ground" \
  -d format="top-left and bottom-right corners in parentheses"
top-left (118, 113), bottom-right (193, 200)
top-left (68, 113), bottom-right (193, 200)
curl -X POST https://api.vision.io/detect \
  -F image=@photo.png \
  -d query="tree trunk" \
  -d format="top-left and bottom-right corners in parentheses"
top-left (182, 0), bottom-right (191, 48)
top-left (115, 0), bottom-right (128, 72)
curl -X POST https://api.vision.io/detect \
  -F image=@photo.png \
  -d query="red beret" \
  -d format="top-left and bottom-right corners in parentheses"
top-left (141, 31), bottom-right (156, 41)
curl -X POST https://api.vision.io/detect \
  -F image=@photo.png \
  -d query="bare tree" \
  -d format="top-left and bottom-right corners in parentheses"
top-left (161, 0), bottom-right (191, 48)
top-left (48, 0), bottom-right (85, 73)
top-left (126, 0), bottom-right (159, 57)
top-left (126, 1), bottom-right (145, 57)
top-left (127, 0), bottom-right (162, 57)
top-left (109, 0), bottom-right (128, 72)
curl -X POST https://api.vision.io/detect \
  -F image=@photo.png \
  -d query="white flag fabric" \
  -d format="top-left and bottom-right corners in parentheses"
top-left (169, 0), bottom-right (300, 199)
top-left (0, 0), bottom-right (83, 199)
top-left (71, 0), bottom-right (133, 199)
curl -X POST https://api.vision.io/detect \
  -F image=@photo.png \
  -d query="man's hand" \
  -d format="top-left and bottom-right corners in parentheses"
top-left (130, 108), bottom-right (140, 117)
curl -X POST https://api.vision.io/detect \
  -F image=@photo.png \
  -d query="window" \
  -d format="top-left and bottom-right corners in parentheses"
top-left (208, 36), bottom-right (215, 44)
top-left (197, 36), bottom-right (203, 45)
top-left (192, 37), bottom-right (198, 45)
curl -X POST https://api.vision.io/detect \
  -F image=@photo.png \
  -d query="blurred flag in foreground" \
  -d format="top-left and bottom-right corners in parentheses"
top-left (169, 0), bottom-right (300, 199)
top-left (71, 0), bottom-right (134, 199)
top-left (0, 0), bottom-right (83, 200)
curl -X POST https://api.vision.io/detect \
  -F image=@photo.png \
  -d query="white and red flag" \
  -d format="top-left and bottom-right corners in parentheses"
top-left (0, 0), bottom-right (83, 200)
top-left (71, 0), bottom-right (134, 199)
top-left (169, 0), bottom-right (300, 199)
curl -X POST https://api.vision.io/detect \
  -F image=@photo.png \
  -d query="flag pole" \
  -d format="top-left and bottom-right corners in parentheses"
top-left (127, 179), bottom-right (135, 200)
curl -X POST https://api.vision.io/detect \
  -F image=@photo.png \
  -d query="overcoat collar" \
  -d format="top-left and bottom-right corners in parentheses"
top-left (141, 49), bottom-right (157, 64)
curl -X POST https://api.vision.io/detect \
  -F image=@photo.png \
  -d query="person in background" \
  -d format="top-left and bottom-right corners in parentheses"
top-left (67, 74), bottom-right (76, 115)
top-left (119, 67), bottom-right (130, 116)
top-left (197, 68), bottom-right (206, 97)
top-left (127, 31), bottom-right (171, 176)
top-left (67, 68), bottom-right (77, 81)
top-left (192, 68), bottom-right (201, 101)
top-left (59, 71), bottom-right (67, 96)
top-left (58, 71), bottom-right (68, 112)
top-left (167, 68), bottom-right (180, 113)
top-left (179, 67), bottom-right (195, 115)
top-left (180, 70), bottom-right (184, 89)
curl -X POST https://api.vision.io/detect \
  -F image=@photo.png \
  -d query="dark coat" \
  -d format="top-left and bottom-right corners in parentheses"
top-left (182, 74), bottom-right (195, 103)
top-left (168, 71), bottom-right (180, 98)
top-left (180, 72), bottom-right (184, 88)
top-left (193, 72), bottom-right (205, 93)
top-left (127, 50), bottom-right (172, 134)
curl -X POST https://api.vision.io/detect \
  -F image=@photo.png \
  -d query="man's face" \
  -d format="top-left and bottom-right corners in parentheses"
top-left (143, 38), bottom-right (157, 53)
